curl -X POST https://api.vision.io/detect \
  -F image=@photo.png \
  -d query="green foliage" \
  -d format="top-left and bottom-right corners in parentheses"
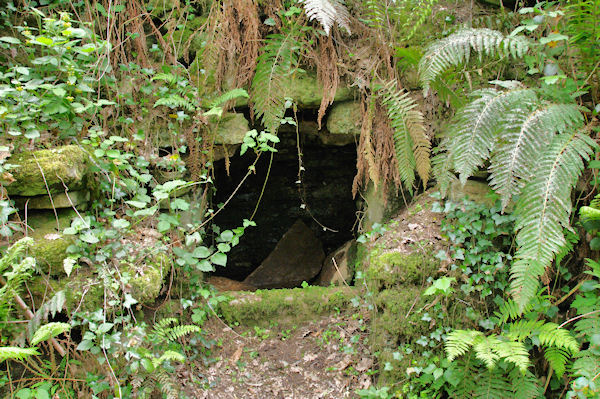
top-left (378, 80), bottom-right (431, 190)
top-left (0, 9), bottom-right (111, 142)
top-left (251, 22), bottom-right (302, 134)
top-left (30, 322), bottom-right (70, 346)
top-left (511, 131), bottom-right (595, 309)
top-left (418, 28), bottom-right (531, 94)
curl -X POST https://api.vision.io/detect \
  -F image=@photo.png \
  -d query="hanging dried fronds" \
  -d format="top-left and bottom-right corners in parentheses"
top-left (315, 35), bottom-right (339, 129)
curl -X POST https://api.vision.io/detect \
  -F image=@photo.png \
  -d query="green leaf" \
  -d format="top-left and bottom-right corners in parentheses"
top-left (211, 252), bottom-right (227, 267)
top-left (63, 257), bottom-right (76, 277)
top-left (35, 36), bottom-right (53, 46)
top-left (76, 340), bottom-right (93, 351)
top-left (112, 219), bottom-right (130, 229)
top-left (0, 36), bottom-right (21, 44)
top-left (157, 220), bottom-right (171, 232)
top-left (80, 232), bottom-right (99, 244)
top-left (170, 198), bottom-right (190, 211)
top-left (192, 246), bottom-right (211, 259)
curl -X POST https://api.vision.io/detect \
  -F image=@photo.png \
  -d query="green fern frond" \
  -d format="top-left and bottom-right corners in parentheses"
top-left (298, 0), bottom-right (351, 35)
top-left (544, 346), bottom-right (570, 377)
top-left (0, 237), bottom-right (33, 274)
top-left (418, 28), bottom-right (531, 94)
top-left (379, 80), bottom-right (431, 189)
top-left (251, 28), bottom-right (301, 134)
top-left (472, 335), bottom-right (500, 369)
top-left (152, 318), bottom-right (200, 343)
top-left (151, 73), bottom-right (179, 85)
top-left (0, 346), bottom-right (39, 362)
top-left (511, 132), bottom-right (597, 310)
top-left (446, 87), bottom-right (538, 184)
top-left (31, 322), bottom-right (70, 346)
top-left (495, 299), bottom-right (533, 324)
top-left (209, 88), bottom-right (249, 108)
top-left (492, 340), bottom-right (531, 373)
top-left (446, 329), bottom-right (482, 361)
top-left (510, 368), bottom-right (542, 399)
top-left (538, 323), bottom-right (579, 354)
top-left (489, 103), bottom-right (584, 210)
top-left (431, 144), bottom-right (456, 196)
top-left (156, 369), bottom-right (179, 399)
top-left (154, 94), bottom-right (196, 111)
top-left (153, 350), bottom-right (186, 368)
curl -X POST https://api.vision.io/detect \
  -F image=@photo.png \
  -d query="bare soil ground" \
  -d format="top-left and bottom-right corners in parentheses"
top-left (178, 313), bottom-right (374, 399)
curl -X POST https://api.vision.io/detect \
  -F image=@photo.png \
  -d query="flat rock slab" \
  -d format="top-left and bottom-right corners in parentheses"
top-left (243, 219), bottom-right (325, 289)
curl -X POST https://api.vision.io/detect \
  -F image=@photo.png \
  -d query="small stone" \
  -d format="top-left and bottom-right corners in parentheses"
top-left (315, 240), bottom-right (356, 287)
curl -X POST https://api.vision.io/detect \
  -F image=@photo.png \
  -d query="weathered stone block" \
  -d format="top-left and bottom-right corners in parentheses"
top-left (326, 101), bottom-right (362, 136)
top-left (6, 145), bottom-right (90, 197)
top-left (13, 190), bottom-right (90, 210)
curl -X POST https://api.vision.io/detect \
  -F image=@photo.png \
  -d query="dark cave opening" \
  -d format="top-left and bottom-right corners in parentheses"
top-left (211, 124), bottom-right (358, 284)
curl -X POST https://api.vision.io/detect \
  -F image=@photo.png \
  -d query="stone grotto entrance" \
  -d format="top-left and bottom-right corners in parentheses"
top-left (211, 121), bottom-right (358, 288)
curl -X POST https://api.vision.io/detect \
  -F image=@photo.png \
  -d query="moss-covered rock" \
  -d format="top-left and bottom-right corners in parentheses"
top-left (28, 251), bottom-right (170, 313)
top-left (7, 145), bottom-right (91, 197)
top-left (212, 113), bottom-right (250, 145)
top-left (326, 101), bottom-right (361, 136)
top-left (366, 249), bottom-right (438, 290)
top-left (448, 179), bottom-right (495, 207)
top-left (219, 286), bottom-right (357, 328)
top-left (24, 210), bottom-right (76, 275)
top-left (286, 71), bottom-right (355, 109)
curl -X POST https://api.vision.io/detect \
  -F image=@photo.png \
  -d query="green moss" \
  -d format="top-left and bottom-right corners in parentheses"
top-left (326, 101), bottom-right (361, 135)
top-left (286, 70), bottom-right (354, 108)
top-left (122, 253), bottom-right (170, 304)
top-left (219, 286), bottom-right (357, 328)
top-left (7, 145), bottom-right (90, 196)
top-left (29, 236), bottom-right (72, 275)
top-left (28, 268), bottom-right (104, 313)
top-left (366, 248), bottom-right (438, 290)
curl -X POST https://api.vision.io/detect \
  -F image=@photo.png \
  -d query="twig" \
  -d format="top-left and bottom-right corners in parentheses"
top-left (558, 309), bottom-right (600, 329)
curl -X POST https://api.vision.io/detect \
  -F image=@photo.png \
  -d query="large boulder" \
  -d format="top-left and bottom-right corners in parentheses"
top-left (6, 145), bottom-right (91, 197)
top-left (243, 219), bottom-right (325, 289)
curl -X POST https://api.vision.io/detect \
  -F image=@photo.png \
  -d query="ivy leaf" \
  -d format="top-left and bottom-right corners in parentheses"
top-left (123, 293), bottom-right (138, 309)
top-left (80, 232), bottom-right (99, 244)
top-left (63, 257), bottom-right (76, 277)
top-left (112, 219), bottom-right (130, 229)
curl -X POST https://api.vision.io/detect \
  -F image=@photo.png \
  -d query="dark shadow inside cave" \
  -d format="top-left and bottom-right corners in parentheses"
top-left (211, 122), bottom-right (358, 284)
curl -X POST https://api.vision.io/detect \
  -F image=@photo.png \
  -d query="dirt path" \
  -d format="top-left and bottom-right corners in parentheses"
top-left (178, 314), bottom-right (374, 398)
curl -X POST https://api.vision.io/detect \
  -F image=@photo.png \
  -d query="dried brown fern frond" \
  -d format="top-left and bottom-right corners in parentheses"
top-left (315, 35), bottom-right (339, 129)
top-left (233, 0), bottom-right (261, 88)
